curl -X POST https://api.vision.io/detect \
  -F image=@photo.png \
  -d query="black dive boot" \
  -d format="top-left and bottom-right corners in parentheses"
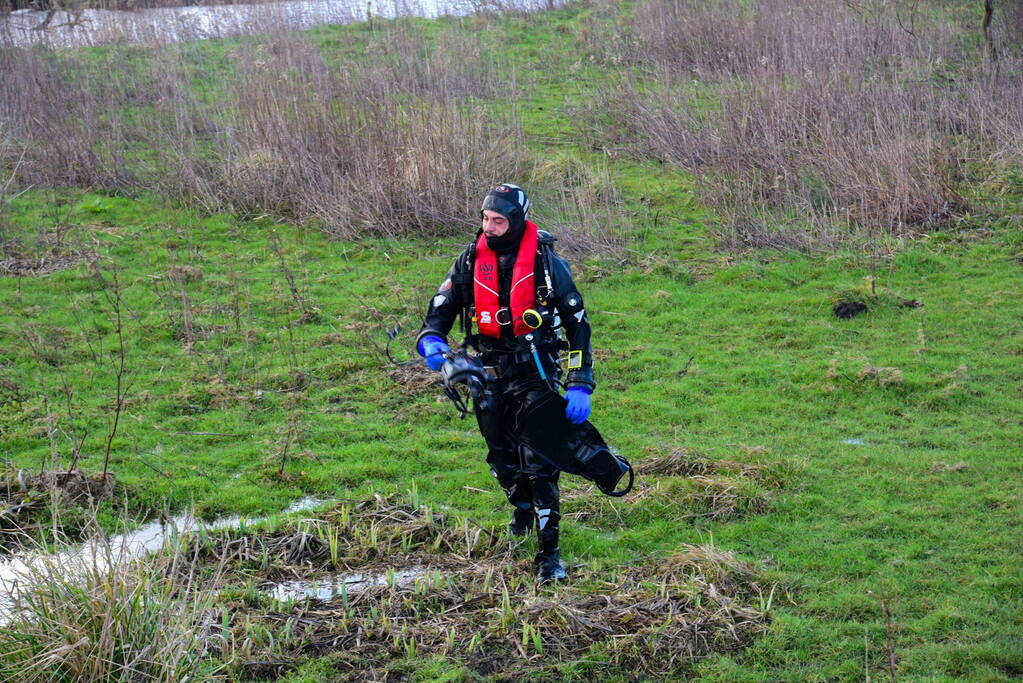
top-left (532, 477), bottom-right (566, 584)
top-left (536, 547), bottom-right (567, 584)
top-left (500, 478), bottom-right (535, 537)
top-left (509, 503), bottom-right (534, 536)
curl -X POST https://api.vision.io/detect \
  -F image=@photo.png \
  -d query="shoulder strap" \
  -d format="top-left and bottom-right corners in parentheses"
top-left (459, 240), bottom-right (477, 347)
top-left (536, 241), bottom-right (554, 303)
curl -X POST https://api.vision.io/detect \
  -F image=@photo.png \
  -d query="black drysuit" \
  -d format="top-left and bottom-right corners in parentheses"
top-left (417, 229), bottom-right (594, 563)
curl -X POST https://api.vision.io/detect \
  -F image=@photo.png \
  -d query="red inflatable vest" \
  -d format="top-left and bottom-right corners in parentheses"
top-left (473, 220), bottom-right (539, 338)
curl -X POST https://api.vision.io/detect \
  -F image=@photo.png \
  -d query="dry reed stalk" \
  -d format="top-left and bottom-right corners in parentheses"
top-left (0, 19), bottom-right (524, 237)
top-left (201, 495), bottom-right (771, 678)
top-left (588, 0), bottom-right (1023, 247)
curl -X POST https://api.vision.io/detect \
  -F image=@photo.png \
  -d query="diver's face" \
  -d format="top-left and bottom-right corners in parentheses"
top-left (482, 209), bottom-right (510, 237)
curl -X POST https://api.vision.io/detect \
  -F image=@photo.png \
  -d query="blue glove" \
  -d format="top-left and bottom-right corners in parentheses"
top-left (565, 387), bottom-right (591, 425)
top-left (418, 335), bottom-right (450, 372)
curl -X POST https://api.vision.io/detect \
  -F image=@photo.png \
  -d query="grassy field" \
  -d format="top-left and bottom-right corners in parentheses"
top-left (2, 2), bottom-right (1023, 681)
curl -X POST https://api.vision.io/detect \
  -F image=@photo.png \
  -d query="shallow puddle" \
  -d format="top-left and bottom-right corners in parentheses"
top-left (265, 565), bottom-right (433, 601)
top-left (0, 496), bottom-right (326, 621)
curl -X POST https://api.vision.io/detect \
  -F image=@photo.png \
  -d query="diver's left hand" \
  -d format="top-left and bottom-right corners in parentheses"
top-left (565, 388), bottom-right (591, 424)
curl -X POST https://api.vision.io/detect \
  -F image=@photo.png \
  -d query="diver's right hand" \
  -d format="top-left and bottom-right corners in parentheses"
top-left (418, 335), bottom-right (450, 371)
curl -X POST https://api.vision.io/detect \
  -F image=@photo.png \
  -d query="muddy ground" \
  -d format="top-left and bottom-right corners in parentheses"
top-left (190, 494), bottom-right (774, 680)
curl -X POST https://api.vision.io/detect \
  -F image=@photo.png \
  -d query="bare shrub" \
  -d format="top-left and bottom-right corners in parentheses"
top-left (528, 152), bottom-right (628, 257)
top-left (590, 0), bottom-right (1023, 248)
top-left (0, 19), bottom-right (526, 238)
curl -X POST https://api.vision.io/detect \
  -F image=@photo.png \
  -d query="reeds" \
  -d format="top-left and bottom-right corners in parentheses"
top-left (0, 524), bottom-right (225, 681)
top-left (589, 0), bottom-right (1023, 248)
top-left (0, 15), bottom-right (525, 238)
top-left (199, 494), bottom-right (772, 679)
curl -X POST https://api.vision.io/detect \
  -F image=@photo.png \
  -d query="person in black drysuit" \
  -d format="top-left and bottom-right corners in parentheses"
top-left (416, 184), bottom-right (595, 583)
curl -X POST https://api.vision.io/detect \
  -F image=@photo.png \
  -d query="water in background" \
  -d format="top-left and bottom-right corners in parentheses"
top-left (0, 0), bottom-right (494, 48)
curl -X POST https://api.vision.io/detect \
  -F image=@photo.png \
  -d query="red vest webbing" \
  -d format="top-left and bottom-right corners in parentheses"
top-left (473, 220), bottom-right (539, 338)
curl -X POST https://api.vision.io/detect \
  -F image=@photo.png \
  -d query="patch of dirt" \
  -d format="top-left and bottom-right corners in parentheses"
top-left (0, 252), bottom-right (88, 277)
top-left (833, 301), bottom-right (868, 319)
top-left (203, 496), bottom-right (771, 680)
top-left (387, 362), bottom-right (441, 397)
top-left (26, 470), bottom-right (115, 505)
top-left (1, 470), bottom-right (115, 552)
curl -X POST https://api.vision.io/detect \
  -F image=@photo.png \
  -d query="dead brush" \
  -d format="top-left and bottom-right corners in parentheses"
top-left (230, 544), bottom-right (771, 679)
top-left (588, 0), bottom-right (1023, 247)
top-left (0, 22), bottom-right (526, 239)
top-left (638, 447), bottom-right (783, 486)
top-left (196, 494), bottom-right (517, 573)
top-left (528, 154), bottom-right (630, 260)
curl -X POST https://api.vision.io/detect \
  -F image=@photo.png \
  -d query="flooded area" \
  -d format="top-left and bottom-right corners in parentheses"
top-left (0, 0), bottom-right (476, 48)
top-left (0, 496), bottom-right (326, 621)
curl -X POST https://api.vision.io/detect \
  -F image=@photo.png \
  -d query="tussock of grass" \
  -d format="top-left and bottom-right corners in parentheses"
top-left (637, 447), bottom-right (784, 487)
top-left (1, 469), bottom-right (117, 552)
top-left (199, 494), bottom-right (517, 573)
top-left (0, 534), bottom-right (225, 681)
top-left (386, 362), bottom-right (440, 399)
top-left (564, 447), bottom-right (783, 527)
top-left (857, 364), bottom-right (905, 388)
top-left (684, 474), bottom-right (772, 521)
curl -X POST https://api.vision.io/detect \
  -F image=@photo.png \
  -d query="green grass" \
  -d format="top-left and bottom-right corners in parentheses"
top-left (2, 3), bottom-right (1023, 680)
top-left (2, 185), bottom-right (1020, 680)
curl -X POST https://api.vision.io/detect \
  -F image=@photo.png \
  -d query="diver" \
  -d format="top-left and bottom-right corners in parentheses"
top-left (416, 183), bottom-right (596, 583)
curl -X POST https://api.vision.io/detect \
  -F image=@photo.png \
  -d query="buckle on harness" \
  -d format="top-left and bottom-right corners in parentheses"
top-left (495, 307), bottom-right (512, 326)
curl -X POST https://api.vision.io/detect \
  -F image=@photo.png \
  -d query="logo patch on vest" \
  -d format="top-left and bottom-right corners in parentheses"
top-left (479, 311), bottom-right (492, 324)
top-left (439, 278), bottom-right (452, 292)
